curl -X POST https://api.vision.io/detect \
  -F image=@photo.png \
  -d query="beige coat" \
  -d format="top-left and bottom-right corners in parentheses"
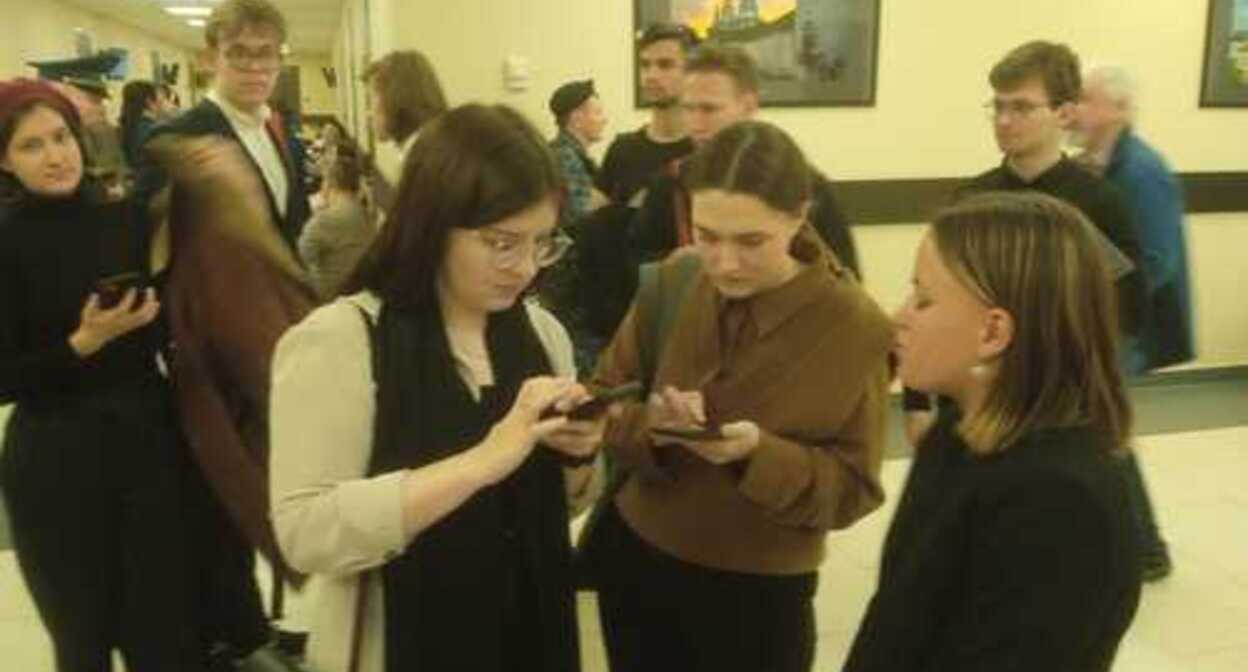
top-left (270, 292), bottom-right (594, 672)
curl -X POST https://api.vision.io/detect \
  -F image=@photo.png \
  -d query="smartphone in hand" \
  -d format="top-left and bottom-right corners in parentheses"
top-left (95, 272), bottom-right (147, 310)
top-left (543, 381), bottom-right (643, 420)
top-left (650, 424), bottom-right (725, 442)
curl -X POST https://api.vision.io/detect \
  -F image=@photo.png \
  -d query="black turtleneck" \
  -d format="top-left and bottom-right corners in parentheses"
top-left (0, 190), bottom-right (160, 406)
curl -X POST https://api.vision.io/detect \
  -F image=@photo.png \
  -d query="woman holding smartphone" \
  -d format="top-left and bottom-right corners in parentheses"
top-left (589, 121), bottom-right (894, 672)
top-left (270, 104), bottom-right (605, 672)
top-left (0, 79), bottom-right (201, 670)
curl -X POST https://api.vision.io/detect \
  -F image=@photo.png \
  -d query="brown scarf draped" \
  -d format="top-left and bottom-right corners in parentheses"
top-left (144, 134), bottom-right (317, 586)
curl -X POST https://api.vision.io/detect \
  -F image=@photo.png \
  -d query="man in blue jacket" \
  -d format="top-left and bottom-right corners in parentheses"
top-left (1074, 63), bottom-right (1196, 581)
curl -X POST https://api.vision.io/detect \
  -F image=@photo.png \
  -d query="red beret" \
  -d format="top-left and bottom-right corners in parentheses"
top-left (0, 78), bottom-right (81, 136)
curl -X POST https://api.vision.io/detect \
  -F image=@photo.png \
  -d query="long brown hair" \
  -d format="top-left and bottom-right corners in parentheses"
top-left (931, 191), bottom-right (1131, 453)
top-left (364, 50), bottom-right (448, 144)
top-left (342, 104), bottom-right (561, 310)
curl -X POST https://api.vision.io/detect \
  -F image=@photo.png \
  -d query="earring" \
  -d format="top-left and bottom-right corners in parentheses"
top-left (970, 362), bottom-right (990, 378)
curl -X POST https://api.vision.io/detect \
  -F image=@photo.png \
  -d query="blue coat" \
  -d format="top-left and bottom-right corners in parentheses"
top-left (1105, 130), bottom-right (1195, 369)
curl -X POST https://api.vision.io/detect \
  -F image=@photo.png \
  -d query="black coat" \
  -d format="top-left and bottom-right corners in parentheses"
top-left (844, 414), bottom-right (1141, 672)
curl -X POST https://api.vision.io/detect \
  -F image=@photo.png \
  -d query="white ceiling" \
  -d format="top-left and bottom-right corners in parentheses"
top-left (58, 0), bottom-right (343, 57)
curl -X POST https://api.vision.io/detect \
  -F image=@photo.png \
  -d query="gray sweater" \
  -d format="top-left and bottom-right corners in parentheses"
top-left (297, 198), bottom-right (374, 299)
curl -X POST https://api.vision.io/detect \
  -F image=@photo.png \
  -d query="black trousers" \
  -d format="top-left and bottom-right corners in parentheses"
top-left (0, 380), bottom-right (202, 672)
top-left (180, 438), bottom-right (271, 658)
top-left (593, 504), bottom-right (818, 672)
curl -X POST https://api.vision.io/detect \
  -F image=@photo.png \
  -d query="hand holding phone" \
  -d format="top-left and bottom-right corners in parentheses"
top-left (567, 381), bottom-right (643, 420)
top-left (542, 381), bottom-right (643, 420)
top-left (651, 420), bottom-right (761, 465)
top-left (650, 424), bottom-right (725, 442)
top-left (95, 272), bottom-right (147, 310)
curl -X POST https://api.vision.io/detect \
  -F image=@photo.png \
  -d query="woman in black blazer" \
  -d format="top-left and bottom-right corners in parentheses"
top-left (844, 192), bottom-right (1141, 672)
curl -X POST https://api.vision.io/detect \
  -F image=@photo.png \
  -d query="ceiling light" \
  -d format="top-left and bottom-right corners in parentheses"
top-left (166, 7), bottom-right (213, 18)
top-left (187, 19), bottom-right (207, 28)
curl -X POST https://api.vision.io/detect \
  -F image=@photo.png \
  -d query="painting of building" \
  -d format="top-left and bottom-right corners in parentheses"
top-left (635, 0), bottom-right (880, 106)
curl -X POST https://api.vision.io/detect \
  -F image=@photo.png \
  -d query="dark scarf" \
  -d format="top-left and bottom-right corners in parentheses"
top-left (366, 299), bottom-right (580, 672)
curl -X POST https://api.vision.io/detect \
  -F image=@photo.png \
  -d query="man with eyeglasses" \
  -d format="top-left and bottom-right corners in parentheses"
top-left (137, 0), bottom-right (308, 249)
top-left (906, 42), bottom-right (1154, 581)
top-left (960, 41), bottom-right (1146, 342)
top-left (132, 1), bottom-right (315, 670)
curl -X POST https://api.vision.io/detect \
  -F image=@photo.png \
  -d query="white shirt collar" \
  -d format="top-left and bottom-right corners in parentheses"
top-left (400, 130), bottom-right (420, 157)
top-left (207, 89), bottom-right (271, 129)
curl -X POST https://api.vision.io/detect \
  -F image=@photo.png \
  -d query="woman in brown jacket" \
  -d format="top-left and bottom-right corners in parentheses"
top-left (589, 121), bottom-right (894, 672)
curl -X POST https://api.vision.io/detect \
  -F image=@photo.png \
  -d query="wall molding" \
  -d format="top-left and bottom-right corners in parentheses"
top-left (838, 172), bottom-right (1248, 225)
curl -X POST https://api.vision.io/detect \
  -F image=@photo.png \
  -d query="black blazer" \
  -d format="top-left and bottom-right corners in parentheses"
top-left (844, 413), bottom-right (1141, 672)
top-left (134, 98), bottom-right (310, 250)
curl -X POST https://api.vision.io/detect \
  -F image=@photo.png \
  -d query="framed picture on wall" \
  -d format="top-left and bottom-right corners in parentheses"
top-left (1200, 0), bottom-right (1248, 107)
top-left (634, 0), bottom-right (881, 107)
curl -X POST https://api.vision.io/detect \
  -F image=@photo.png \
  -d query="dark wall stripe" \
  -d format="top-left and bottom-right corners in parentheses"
top-left (838, 171), bottom-right (1248, 225)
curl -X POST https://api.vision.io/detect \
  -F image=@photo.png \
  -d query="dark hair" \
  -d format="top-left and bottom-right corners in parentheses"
top-left (685, 45), bottom-right (760, 94)
top-left (119, 80), bottom-right (157, 154)
top-left (325, 147), bottom-right (361, 193)
top-left (931, 191), bottom-right (1131, 453)
top-left (681, 120), bottom-right (810, 216)
top-left (206, 0), bottom-right (288, 49)
top-left (0, 99), bottom-right (89, 204)
top-left (638, 22), bottom-right (699, 53)
top-left (364, 50), bottom-right (448, 144)
top-left (989, 40), bottom-right (1082, 106)
top-left (342, 104), bottom-right (561, 309)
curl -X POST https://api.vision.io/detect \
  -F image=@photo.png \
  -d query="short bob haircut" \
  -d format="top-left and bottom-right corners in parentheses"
top-left (930, 191), bottom-right (1132, 454)
top-left (342, 104), bottom-right (561, 310)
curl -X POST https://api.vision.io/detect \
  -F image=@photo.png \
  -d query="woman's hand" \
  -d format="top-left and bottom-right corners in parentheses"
top-left (647, 385), bottom-right (707, 430)
top-left (68, 289), bottom-right (160, 358)
top-left (470, 376), bottom-right (578, 485)
top-left (668, 421), bottom-right (761, 465)
top-left (543, 385), bottom-right (608, 464)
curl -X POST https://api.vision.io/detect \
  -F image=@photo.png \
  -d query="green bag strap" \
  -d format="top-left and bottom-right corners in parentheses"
top-left (636, 252), bottom-right (701, 398)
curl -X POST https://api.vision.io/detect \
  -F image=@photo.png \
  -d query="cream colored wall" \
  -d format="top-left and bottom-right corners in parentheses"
top-left (333, 0), bottom-right (1248, 368)
top-left (288, 55), bottom-right (337, 116)
top-left (2, 0), bottom-right (196, 118)
top-left (854, 213), bottom-right (1248, 371)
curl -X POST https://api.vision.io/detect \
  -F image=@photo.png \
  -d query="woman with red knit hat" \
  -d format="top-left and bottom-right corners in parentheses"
top-left (0, 79), bottom-right (202, 671)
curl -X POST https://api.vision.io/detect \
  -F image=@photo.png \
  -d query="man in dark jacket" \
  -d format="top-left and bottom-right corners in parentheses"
top-left (631, 46), bottom-right (860, 275)
top-left (133, 1), bottom-right (314, 667)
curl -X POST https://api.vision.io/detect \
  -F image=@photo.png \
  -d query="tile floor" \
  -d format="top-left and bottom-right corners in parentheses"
top-left (1, 424), bottom-right (1244, 670)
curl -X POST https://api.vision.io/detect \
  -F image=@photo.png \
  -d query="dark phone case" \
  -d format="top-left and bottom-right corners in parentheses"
top-left (96, 272), bottom-right (146, 310)
top-left (650, 425), bottom-right (724, 441)
top-left (544, 381), bottom-right (643, 420)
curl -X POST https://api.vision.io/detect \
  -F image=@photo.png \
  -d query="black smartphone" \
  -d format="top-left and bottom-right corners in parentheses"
top-left (567, 381), bottom-right (644, 420)
top-left (650, 424), bottom-right (725, 442)
top-left (542, 381), bottom-right (644, 420)
top-left (95, 272), bottom-right (146, 310)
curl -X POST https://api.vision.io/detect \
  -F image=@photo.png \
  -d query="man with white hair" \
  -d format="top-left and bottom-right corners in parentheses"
top-left (1074, 63), bottom-right (1194, 582)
